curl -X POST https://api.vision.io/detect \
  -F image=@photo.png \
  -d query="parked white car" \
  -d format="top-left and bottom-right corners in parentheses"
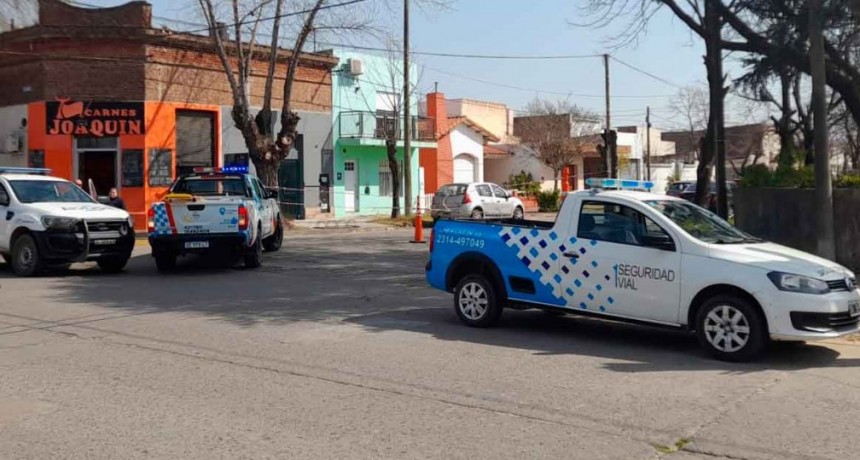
top-left (0, 168), bottom-right (135, 276)
top-left (431, 182), bottom-right (525, 220)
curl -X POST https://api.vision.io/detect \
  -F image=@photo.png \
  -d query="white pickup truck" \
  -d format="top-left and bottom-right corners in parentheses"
top-left (0, 167), bottom-right (135, 276)
top-left (427, 178), bottom-right (859, 361)
top-left (146, 167), bottom-right (283, 271)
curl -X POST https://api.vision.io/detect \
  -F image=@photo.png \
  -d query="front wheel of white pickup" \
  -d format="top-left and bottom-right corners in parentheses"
top-left (454, 275), bottom-right (502, 327)
top-left (696, 295), bottom-right (767, 362)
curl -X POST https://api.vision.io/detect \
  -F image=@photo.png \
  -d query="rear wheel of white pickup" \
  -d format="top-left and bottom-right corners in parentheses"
top-left (154, 252), bottom-right (177, 272)
top-left (454, 275), bottom-right (502, 327)
top-left (244, 232), bottom-right (262, 269)
top-left (263, 220), bottom-right (283, 252)
top-left (695, 294), bottom-right (767, 362)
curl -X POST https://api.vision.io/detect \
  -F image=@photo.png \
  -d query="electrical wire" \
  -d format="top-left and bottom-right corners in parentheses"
top-left (610, 56), bottom-right (683, 89)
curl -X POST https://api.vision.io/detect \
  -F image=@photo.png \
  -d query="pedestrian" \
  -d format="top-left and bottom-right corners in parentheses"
top-left (107, 187), bottom-right (126, 210)
top-left (74, 179), bottom-right (83, 188)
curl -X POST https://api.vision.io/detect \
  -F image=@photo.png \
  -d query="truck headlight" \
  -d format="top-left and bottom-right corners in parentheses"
top-left (41, 216), bottom-right (79, 231)
top-left (767, 271), bottom-right (830, 294)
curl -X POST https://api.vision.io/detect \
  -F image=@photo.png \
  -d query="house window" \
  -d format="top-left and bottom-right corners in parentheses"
top-left (378, 159), bottom-right (404, 196)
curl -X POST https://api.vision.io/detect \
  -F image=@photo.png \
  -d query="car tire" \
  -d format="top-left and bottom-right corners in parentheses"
top-left (695, 294), bottom-right (767, 362)
top-left (97, 255), bottom-right (130, 274)
top-left (11, 234), bottom-right (42, 277)
top-left (263, 220), bottom-right (283, 252)
top-left (453, 275), bottom-right (502, 327)
top-left (244, 234), bottom-right (262, 269)
top-left (470, 208), bottom-right (484, 219)
top-left (513, 206), bottom-right (524, 220)
top-left (154, 252), bottom-right (177, 272)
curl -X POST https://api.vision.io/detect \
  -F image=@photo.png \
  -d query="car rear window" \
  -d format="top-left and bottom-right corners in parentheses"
top-left (436, 184), bottom-right (467, 196)
top-left (172, 177), bottom-right (248, 196)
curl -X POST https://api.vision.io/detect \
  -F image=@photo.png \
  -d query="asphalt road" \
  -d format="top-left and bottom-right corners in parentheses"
top-left (1, 230), bottom-right (859, 460)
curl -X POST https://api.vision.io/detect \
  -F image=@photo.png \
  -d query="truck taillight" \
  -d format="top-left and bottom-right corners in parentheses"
top-left (463, 193), bottom-right (471, 204)
top-left (146, 207), bottom-right (155, 232)
top-left (238, 205), bottom-right (249, 230)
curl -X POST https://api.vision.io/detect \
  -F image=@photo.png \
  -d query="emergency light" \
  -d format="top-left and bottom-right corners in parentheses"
top-left (0, 167), bottom-right (52, 175)
top-left (192, 165), bottom-right (249, 174)
top-left (585, 178), bottom-right (654, 191)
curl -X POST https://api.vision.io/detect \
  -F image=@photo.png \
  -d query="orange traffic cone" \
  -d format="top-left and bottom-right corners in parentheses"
top-left (411, 195), bottom-right (425, 244)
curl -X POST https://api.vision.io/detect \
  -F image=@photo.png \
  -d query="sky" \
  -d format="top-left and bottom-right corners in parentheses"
top-left (77, 0), bottom-right (765, 131)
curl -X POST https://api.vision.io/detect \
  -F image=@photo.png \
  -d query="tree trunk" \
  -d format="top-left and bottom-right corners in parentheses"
top-left (776, 70), bottom-right (796, 167)
top-left (695, 121), bottom-right (715, 207)
top-left (704, 0), bottom-right (727, 217)
top-left (386, 141), bottom-right (401, 218)
top-left (810, 0), bottom-right (836, 259)
top-left (553, 169), bottom-right (560, 191)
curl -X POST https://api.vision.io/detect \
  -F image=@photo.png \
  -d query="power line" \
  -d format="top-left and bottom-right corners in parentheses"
top-left (610, 56), bottom-right (683, 89)
top-left (420, 64), bottom-right (675, 99)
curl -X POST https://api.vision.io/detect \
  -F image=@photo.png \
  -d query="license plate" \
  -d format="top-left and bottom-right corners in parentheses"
top-left (850, 302), bottom-right (860, 318)
top-left (92, 239), bottom-right (116, 246)
top-left (184, 241), bottom-right (209, 249)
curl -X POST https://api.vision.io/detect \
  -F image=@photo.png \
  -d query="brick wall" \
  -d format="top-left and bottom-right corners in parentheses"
top-left (145, 46), bottom-right (332, 112)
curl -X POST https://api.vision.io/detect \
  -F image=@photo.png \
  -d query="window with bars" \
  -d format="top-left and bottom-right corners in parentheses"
top-left (378, 160), bottom-right (404, 197)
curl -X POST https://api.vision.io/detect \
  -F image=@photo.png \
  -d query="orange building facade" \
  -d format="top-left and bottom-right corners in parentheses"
top-left (24, 100), bottom-right (223, 229)
top-left (0, 0), bottom-right (336, 230)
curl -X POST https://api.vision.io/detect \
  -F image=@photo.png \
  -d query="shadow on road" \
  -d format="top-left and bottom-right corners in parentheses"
top-left (3, 232), bottom-right (856, 372)
top-left (347, 306), bottom-right (856, 373)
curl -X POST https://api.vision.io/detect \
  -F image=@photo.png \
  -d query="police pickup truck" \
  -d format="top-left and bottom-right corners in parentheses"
top-left (426, 178), bottom-right (860, 361)
top-left (147, 167), bottom-right (283, 271)
top-left (0, 167), bottom-right (134, 276)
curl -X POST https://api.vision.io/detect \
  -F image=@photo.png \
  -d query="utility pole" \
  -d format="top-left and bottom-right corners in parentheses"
top-left (402, 0), bottom-right (412, 216)
top-left (705, 0), bottom-right (728, 218)
top-left (646, 106), bottom-right (651, 181)
top-left (809, 0), bottom-right (836, 259)
top-left (603, 54), bottom-right (615, 178)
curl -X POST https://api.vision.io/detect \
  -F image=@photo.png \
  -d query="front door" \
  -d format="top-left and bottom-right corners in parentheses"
top-left (344, 161), bottom-right (358, 213)
top-left (565, 199), bottom-right (681, 324)
top-left (78, 150), bottom-right (117, 198)
top-left (474, 184), bottom-right (496, 216)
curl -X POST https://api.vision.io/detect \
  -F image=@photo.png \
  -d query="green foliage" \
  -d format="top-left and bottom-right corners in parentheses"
top-left (507, 170), bottom-right (541, 198)
top-left (738, 164), bottom-right (772, 187)
top-left (536, 190), bottom-right (561, 212)
top-left (835, 174), bottom-right (860, 188)
top-left (738, 165), bottom-right (815, 188)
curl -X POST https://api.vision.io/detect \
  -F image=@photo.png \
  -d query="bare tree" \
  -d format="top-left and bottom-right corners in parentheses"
top-left (196, 0), bottom-right (372, 187)
top-left (515, 98), bottom-right (599, 191)
top-left (669, 86), bottom-right (709, 162)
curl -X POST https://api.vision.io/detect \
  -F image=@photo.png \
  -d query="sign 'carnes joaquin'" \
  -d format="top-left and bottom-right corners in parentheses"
top-left (46, 99), bottom-right (145, 137)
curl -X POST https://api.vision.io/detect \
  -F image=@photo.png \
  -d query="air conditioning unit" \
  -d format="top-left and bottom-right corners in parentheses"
top-left (1, 133), bottom-right (21, 154)
top-left (348, 58), bottom-right (363, 76)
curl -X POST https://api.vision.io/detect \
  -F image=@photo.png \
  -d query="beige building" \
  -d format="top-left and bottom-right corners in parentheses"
top-left (445, 98), bottom-right (516, 143)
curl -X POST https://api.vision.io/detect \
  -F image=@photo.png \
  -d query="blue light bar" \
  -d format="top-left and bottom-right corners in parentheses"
top-left (585, 178), bottom-right (654, 191)
top-left (0, 167), bottom-right (52, 175)
top-left (221, 165), bottom-right (248, 173)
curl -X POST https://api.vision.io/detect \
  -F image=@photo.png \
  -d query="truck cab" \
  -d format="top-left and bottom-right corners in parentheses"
top-left (426, 178), bottom-right (860, 361)
top-left (146, 167), bottom-right (283, 271)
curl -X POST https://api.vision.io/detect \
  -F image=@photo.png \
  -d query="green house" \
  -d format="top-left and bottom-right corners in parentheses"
top-left (331, 50), bottom-right (436, 217)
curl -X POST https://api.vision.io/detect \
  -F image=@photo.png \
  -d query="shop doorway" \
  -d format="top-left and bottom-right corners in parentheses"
top-left (75, 137), bottom-right (119, 198)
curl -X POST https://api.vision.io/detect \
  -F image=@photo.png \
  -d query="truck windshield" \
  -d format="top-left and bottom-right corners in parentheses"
top-left (645, 200), bottom-right (760, 244)
top-left (9, 180), bottom-right (96, 204)
top-left (172, 177), bottom-right (248, 196)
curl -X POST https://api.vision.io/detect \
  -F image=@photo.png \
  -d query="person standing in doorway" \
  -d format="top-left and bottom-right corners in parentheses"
top-left (74, 179), bottom-right (84, 188)
top-left (107, 188), bottom-right (126, 210)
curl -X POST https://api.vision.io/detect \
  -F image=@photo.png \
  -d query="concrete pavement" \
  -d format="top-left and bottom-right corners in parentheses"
top-left (1, 230), bottom-right (859, 459)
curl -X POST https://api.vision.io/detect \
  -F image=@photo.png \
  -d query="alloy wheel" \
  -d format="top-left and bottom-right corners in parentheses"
top-left (458, 281), bottom-right (489, 320)
top-left (703, 305), bottom-right (751, 353)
